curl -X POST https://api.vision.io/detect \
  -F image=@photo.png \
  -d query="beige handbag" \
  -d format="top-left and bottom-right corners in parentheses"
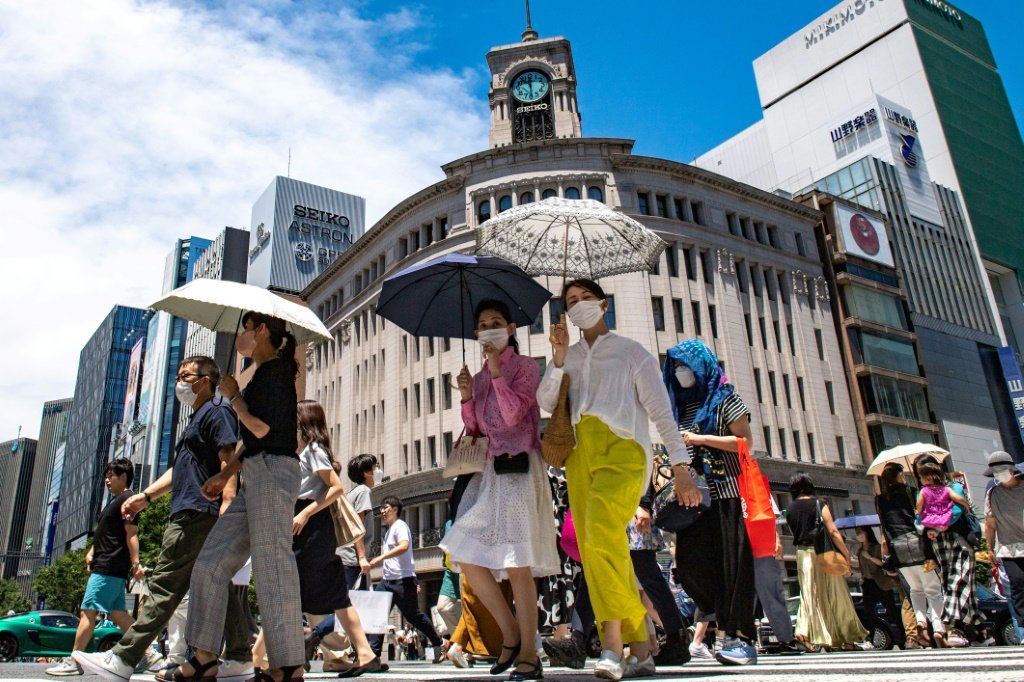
top-left (541, 374), bottom-right (576, 468)
top-left (443, 429), bottom-right (488, 478)
top-left (329, 493), bottom-right (366, 549)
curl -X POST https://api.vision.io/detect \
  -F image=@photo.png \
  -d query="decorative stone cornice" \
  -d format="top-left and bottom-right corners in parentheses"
top-left (610, 154), bottom-right (823, 222)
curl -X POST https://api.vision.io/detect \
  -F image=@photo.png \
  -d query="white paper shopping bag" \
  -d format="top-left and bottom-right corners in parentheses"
top-left (344, 589), bottom-right (394, 634)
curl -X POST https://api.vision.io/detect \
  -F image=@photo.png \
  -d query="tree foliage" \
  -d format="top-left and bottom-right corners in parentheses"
top-left (32, 549), bottom-right (87, 613)
top-left (0, 578), bottom-right (31, 614)
top-left (136, 494), bottom-right (171, 570)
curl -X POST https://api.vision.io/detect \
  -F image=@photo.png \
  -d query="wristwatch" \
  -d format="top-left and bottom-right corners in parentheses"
top-left (143, 491), bottom-right (152, 504)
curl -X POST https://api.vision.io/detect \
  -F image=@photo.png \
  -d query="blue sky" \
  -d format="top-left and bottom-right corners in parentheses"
top-left (361, 0), bottom-right (1024, 162)
top-left (1, 0), bottom-right (1020, 439)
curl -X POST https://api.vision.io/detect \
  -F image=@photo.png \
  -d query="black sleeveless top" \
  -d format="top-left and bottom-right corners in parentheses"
top-left (786, 497), bottom-right (820, 547)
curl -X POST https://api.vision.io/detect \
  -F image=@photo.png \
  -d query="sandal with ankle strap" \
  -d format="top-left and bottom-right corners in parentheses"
top-left (509, 658), bottom-right (543, 681)
top-left (490, 642), bottom-right (521, 675)
top-left (156, 656), bottom-right (219, 682)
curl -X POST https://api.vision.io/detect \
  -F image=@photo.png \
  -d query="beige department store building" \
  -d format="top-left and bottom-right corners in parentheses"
top-left (301, 24), bottom-right (877, 601)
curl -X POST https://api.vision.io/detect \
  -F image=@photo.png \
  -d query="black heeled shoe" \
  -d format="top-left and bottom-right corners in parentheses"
top-left (490, 643), bottom-right (521, 675)
top-left (509, 658), bottom-right (543, 681)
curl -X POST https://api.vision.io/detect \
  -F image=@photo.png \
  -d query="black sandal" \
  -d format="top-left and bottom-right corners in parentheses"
top-left (156, 656), bottom-right (219, 682)
top-left (509, 658), bottom-right (543, 681)
top-left (248, 664), bottom-right (303, 682)
top-left (490, 642), bottom-right (521, 675)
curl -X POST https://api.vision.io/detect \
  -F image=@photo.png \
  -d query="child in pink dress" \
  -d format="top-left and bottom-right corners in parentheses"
top-left (915, 461), bottom-right (969, 532)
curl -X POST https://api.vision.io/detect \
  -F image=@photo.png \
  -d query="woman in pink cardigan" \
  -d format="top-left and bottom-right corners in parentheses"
top-left (440, 299), bottom-right (560, 682)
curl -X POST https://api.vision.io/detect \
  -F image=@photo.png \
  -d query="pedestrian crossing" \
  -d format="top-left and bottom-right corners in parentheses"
top-left (12, 647), bottom-right (1024, 682)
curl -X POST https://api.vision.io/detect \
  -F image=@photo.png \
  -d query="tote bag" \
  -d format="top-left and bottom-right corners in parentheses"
top-left (736, 440), bottom-right (777, 558)
top-left (347, 588), bottom-right (395, 634)
top-left (329, 492), bottom-right (366, 549)
top-left (443, 429), bottom-right (488, 478)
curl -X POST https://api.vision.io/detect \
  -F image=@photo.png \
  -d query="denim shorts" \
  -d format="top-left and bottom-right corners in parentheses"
top-left (80, 573), bottom-right (127, 613)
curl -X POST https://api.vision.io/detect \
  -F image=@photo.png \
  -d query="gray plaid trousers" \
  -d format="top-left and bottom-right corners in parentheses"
top-left (185, 454), bottom-right (304, 668)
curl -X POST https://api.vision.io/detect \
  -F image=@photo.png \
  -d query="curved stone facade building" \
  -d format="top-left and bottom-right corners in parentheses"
top-left (301, 27), bottom-right (873, 598)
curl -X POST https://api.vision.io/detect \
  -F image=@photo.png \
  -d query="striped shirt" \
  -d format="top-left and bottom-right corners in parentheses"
top-left (680, 393), bottom-right (749, 500)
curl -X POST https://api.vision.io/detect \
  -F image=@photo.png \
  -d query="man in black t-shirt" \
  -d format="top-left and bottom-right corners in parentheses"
top-left (48, 458), bottom-right (141, 677)
top-left (75, 356), bottom-right (252, 682)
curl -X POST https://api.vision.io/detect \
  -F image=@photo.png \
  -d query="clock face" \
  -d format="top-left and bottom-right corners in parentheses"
top-left (511, 71), bottom-right (550, 103)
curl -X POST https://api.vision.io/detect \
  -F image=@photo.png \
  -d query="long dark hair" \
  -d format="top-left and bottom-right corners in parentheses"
top-left (474, 299), bottom-right (519, 353)
top-left (879, 463), bottom-right (904, 495)
top-left (297, 400), bottom-right (338, 472)
top-left (858, 526), bottom-right (880, 547)
top-left (242, 311), bottom-right (298, 377)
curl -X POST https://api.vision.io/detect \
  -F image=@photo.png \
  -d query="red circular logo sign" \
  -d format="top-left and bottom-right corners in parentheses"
top-left (849, 213), bottom-right (880, 255)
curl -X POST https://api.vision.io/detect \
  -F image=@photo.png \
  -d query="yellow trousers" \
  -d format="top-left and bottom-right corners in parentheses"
top-left (566, 416), bottom-right (648, 644)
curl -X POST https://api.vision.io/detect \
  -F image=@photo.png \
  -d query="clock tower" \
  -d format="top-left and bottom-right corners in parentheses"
top-left (486, 11), bottom-right (583, 148)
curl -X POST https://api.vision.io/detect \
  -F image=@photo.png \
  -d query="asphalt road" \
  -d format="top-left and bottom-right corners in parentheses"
top-left (4, 646), bottom-right (1024, 681)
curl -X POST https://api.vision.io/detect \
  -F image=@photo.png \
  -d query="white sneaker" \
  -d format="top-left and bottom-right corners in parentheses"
top-left (946, 632), bottom-right (969, 647)
top-left (447, 643), bottom-right (469, 668)
top-left (72, 651), bottom-right (131, 681)
top-left (594, 649), bottom-right (624, 681)
top-left (688, 642), bottom-right (714, 660)
top-left (136, 651), bottom-right (164, 674)
top-left (217, 659), bottom-right (254, 682)
top-left (46, 656), bottom-right (83, 676)
top-left (622, 653), bottom-right (656, 678)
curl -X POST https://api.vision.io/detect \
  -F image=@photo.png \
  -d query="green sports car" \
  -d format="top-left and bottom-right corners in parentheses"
top-left (0, 611), bottom-right (122, 661)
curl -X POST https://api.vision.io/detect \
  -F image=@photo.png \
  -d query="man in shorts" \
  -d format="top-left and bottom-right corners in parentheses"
top-left (47, 458), bottom-right (143, 676)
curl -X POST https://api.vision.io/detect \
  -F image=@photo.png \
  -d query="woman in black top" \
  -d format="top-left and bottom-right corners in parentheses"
top-left (178, 312), bottom-right (306, 682)
top-left (875, 463), bottom-right (946, 647)
top-left (786, 474), bottom-right (866, 651)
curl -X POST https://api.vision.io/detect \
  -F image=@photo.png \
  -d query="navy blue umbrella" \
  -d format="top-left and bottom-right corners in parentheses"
top-left (376, 253), bottom-right (553, 361)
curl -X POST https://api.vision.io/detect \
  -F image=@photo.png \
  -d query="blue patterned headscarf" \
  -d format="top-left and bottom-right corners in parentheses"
top-left (662, 339), bottom-right (734, 437)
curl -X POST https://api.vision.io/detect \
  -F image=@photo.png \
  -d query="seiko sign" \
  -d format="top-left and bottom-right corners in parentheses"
top-left (805, 0), bottom-right (883, 49)
top-left (248, 222), bottom-right (271, 262)
top-left (290, 204), bottom-right (353, 244)
top-left (516, 103), bottom-right (549, 114)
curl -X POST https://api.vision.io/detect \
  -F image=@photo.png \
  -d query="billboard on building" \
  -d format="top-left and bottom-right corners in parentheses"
top-left (246, 176), bottom-right (366, 294)
top-left (834, 203), bottom-right (895, 267)
top-left (122, 338), bottom-right (145, 423)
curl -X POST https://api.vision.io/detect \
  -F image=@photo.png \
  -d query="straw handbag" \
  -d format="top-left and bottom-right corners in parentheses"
top-left (541, 374), bottom-right (575, 467)
top-left (329, 493), bottom-right (366, 549)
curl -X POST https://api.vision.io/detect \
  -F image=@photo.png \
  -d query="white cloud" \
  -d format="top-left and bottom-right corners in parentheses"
top-left (0, 0), bottom-right (488, 439)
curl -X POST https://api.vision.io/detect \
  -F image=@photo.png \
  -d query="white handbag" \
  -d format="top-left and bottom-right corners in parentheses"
top-left (443, 429), bottom-right (488, 478)
top-left (346, 588), bottom-right (394, 634)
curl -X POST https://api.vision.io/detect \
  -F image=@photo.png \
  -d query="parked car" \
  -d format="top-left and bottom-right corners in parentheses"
top-left (757, 594), bottom-right (902, 652)
top-left (976, 583), bottom-right (1020, 646)
top-left (0, 611), bottom-right (122, 662)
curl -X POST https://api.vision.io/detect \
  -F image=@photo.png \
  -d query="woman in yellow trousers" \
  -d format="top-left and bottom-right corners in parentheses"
top-left (538, 279), bottom-right (700, 681)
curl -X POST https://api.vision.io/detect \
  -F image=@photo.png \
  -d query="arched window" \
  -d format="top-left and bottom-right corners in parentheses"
top-left (519, 191), bottom-right (534, 205)
top-left (478, 200), bottom-right (491, 223)
top-left (587, 186), bottom-right (605, 202)
top-left (498, 195), bottom-right (513, 213)
top-left (564, 187), bottom-right (581, 200)
top-left (542, 188), bottom-right (557, 199)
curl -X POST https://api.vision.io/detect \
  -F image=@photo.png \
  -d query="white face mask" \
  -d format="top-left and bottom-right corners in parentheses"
top-left (994, 469), bottom-right (1014, 484)
top-left (373, 468), bottom-right (384, 485)
top-left (477, 327), bottom-right (510, 351)
top-left (174, 381), bottom-right (197, 407)
top-left (675, 367), bottom-right (696, 388)
top-left (566, 299), bottom-right (605, 330)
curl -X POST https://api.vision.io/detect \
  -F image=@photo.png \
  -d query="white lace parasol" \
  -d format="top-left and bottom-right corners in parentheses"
top-left (475, 197), bottom-right (667, 280)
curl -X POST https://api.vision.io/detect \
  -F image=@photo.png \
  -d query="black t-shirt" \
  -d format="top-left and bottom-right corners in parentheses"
top-left (786, 497), bottom-right (821, 547)
top-left (240, 357), bottom-right (297, 459)
top-left (90, 491), bottom-right (139, 579)
top-left (171, 397), bottom-right (239, 517)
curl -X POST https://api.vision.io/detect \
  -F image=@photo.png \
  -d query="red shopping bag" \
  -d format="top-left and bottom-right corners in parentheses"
top-left (737, 439), bottom-right (777, 558)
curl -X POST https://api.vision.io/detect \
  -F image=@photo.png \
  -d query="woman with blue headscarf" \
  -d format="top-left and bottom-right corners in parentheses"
top-left (663, 339), bottom-right (757, 667)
